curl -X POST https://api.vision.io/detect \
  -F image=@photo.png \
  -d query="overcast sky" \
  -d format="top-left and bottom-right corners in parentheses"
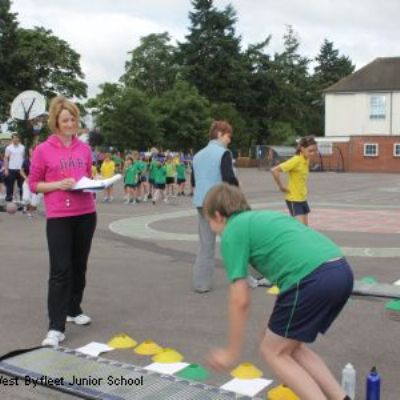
top-left (11, 0), bottom-right (400, 98)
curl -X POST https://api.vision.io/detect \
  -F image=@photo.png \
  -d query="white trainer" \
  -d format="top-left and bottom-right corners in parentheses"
top-left (66, 314), bottom-right (91, 325)
top-left (42, 330), bottom-right (65, 347)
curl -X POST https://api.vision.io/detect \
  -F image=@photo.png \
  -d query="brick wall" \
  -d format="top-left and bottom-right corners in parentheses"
top-left (319, 136), bottom-right (400, 172)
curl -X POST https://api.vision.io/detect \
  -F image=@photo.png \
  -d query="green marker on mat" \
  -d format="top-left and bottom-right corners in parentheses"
top-left (385, 299), bottom-right (400, 312)
top-left (361, 276), bottom-right (377, 284)
top-left (176, 363), bottom-right (210, 381)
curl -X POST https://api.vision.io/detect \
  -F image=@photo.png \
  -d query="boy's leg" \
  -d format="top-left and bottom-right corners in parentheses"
top-left (293, 343), bottom-right (346, 400)
top-left (260, 329), bottom-right (327, 400)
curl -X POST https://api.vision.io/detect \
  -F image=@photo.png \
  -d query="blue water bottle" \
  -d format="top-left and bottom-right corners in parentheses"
top-left (366, 366), bottom-right (380, 400)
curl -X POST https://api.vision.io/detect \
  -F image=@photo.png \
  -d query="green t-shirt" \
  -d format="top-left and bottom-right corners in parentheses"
top-left (136, 160), bottom-right (147, 174)
top-left (154, 165), bottom-right (167, 184)
top-left (221, 211), bottom-right (343, 293)
top-left (124, 164), bottom-right (139, 185)
top-left (149, 160), bottom-right (158, 180)
top-left (176, 163), bottom-right (186, 180)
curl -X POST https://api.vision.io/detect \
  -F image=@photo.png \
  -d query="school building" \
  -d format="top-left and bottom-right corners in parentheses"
top-left (317, 57), bottom-right (400, 173)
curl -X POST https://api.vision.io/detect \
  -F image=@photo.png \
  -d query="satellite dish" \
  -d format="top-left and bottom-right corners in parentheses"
top-left (10, 90), bottom-right (46, 121)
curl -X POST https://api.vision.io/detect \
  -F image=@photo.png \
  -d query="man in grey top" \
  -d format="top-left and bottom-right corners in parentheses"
top-left (191, 121), bottom-right (238, 293)
top-left (4, 133), bottom-right (25, 202)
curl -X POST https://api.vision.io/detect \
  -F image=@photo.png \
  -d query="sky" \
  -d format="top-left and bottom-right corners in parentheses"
top-left (11, 0), bottom-right (400, 99)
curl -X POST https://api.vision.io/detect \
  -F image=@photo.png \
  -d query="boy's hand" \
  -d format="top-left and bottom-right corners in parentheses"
top-left (207, 348), bottom-right (237, 372)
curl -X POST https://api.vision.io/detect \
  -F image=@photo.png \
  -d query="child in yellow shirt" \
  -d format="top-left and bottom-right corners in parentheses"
top-left (100, 153), bottom-right (115, 202)
top-left (271, 136), bottom-right (317, 225)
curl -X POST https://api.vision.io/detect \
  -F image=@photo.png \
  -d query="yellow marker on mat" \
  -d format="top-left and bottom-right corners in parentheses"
top-left (134, 340), bottom-right (163, 355)
top-left (230, 362), bottom-right (263, 379)
top-left (267, 384), bottom-right (299, 400)
top-left (107, 334), bottom-right (137, 349)
top-left (152, 348), bottom-right (183, 363)
top-left (267, 285), bottom-right (280, 295)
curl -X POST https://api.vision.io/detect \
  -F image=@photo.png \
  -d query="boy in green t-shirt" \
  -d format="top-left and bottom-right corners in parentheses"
top-left (123, 156), bottom-right (139, 204)
top-left (203, 183), bottom-right (353, 400)
top-left (176, 161), bottom-right (186, 196)
top-left (165, 155), bottom-right (176, 197)
top-left (152, 158), bottom-right (167, 204)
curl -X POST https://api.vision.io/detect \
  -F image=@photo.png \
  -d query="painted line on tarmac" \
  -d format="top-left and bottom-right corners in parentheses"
top-left (109, 202), bottom-right (400, 258)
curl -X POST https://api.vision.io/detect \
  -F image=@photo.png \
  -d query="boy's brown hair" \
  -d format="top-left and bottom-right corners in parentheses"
top-left (203, 183), bottom-right (251, 219)
top-left (209, 120), bottom-right (233, 140)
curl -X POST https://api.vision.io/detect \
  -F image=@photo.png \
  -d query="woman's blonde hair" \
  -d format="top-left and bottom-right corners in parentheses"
top-left (48, 96), bottom-right (80, 132)
top-left (203, 183), bottom-right (251, 219)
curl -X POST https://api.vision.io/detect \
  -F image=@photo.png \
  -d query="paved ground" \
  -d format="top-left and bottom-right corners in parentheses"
top-left (1, 169), bottom-right (400, 399)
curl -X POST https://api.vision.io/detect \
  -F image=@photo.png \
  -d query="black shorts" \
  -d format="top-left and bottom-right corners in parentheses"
top-left (149, 178), bottom-right (155, 185)
top-left (286, 200), bottom-right (310, 216)
top-left (166, 177), bottom-right (175, 185)
top-left (140, 175), bottom-right (147, 183)
top-left (155, 183), bottom-right (166, 190)
top-left (268, 258), bottom-right (353, 343)
top-left (125, 183), bottom-right (138, 189)
top-left (177, 178), bottom-right (186, 184)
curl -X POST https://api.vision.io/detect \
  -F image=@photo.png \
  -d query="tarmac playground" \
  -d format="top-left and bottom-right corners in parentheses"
top-left (0, 168), bottom-right (399, 399)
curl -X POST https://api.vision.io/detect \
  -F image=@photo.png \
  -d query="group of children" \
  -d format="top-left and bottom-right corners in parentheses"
top-left (94, 151), bottom-right (192, 205)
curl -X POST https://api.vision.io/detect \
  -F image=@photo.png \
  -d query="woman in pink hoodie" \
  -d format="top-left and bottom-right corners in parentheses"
top-left (29, 96), bottom-right (96, 347)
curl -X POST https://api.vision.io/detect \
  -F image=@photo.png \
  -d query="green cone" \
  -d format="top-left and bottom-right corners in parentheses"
top-left (361, 276), bottom-right (377, 284)
top-left (385, 299), bottom-right (400, 312)
top-left (176, 363), bottom-right (210, 381)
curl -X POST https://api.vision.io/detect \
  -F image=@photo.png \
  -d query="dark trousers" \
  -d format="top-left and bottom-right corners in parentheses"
top-left (46, 212), bottom-right (97, 332)
top-left (5, 169), bottom-right (23, 202)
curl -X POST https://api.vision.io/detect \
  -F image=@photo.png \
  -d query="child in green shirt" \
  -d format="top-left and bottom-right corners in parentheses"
top-left (203, 183), bottom-right (353, 400)
top-left (176, 161), bottom-right (186, 196)
top-left (152, 158), bottom-right (167, 205)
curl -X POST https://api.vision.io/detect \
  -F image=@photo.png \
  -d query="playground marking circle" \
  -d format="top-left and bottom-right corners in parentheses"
top-left (109, 202), bottom-right (400, 258)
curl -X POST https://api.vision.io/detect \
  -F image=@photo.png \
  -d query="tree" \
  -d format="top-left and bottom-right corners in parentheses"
top-left (268, 26), bottom-right (312, 136)
top-left (121, 32), bottom-right (179, 96)
top-left (89, 84), bottom-right (160, 149)
top-left (151, 79), bottom-right (211, 151)
top-left (178, 0), bottom-right (246, 106)
top-left (15, 27), bottom-right (87, 99)
top-left (311, 39), bottom-right (355, 134)
top-left (0, 0), bottom-right (20, 120)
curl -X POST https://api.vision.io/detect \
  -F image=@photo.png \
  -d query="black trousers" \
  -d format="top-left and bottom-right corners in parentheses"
top-left (5, 169), bottom-right (23, 202)
top-left (46, 212), bottom-right (97, 332)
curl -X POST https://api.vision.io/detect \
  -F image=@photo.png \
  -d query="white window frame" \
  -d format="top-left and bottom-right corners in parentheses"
top-left (394, 143), bottom-right (400, 157)
top-left (364, 143), bottom-right (379, 157)
top-left (369, 95), bottom-right (386, 119)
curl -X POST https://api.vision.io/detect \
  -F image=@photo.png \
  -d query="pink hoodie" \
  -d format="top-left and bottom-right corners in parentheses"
top-left (29, 134), bottom-right (96, 219)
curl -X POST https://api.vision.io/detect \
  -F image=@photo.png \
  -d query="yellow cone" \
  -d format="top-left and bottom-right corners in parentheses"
top-left (107, 334), bottom-right (137, 349)
top-left (267, 285), bottom-right (280, 295)
top-left (267, 384), bottom-right (299, 400)
top-left (152, 348), bottom-right (183, 363)
top-left (134, 340), bottom-right (163, 355)
top-left (230, 362), bottom-right (263, 379)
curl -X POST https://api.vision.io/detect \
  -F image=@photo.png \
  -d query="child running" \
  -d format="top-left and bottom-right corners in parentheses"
top-left (271, 136), bottom-right (317, 225)
top-left (204, 183), bottom-right (353, 400)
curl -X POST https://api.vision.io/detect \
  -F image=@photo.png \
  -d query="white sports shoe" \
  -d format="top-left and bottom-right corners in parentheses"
top-left (66, 314), bottom-right (92, 325)
top-left (42, 330), bottom-right (65, 347)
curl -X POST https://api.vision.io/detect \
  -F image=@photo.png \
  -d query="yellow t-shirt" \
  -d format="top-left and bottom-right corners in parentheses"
top-left (100, 160), bottom-right (115, 178)
top-left (279, 154), bottom-right (309, 201)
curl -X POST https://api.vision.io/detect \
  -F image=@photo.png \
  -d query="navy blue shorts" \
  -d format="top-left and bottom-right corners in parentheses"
top-left (286, 200), bottom-right (310, 216)
top-left (125, 183), bottom-right (138, 189)
top-left (155, 183), bottom-right (166, 190)
top-left (149, 178), bottom-right (155, 185)
top-left (268, 258), bottom-right (353, 343)
top-left (177, 178), bottom-right (186, 184)
top-left (140, 175), bottom-right (147, 183)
